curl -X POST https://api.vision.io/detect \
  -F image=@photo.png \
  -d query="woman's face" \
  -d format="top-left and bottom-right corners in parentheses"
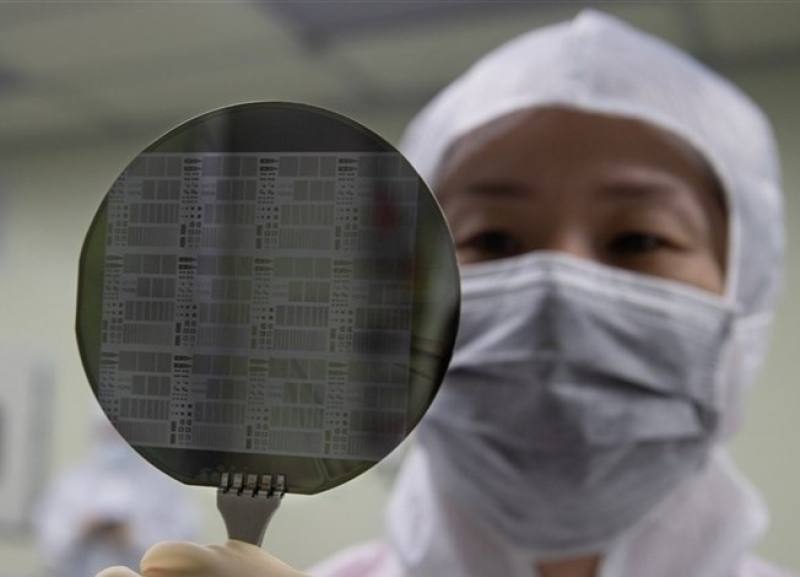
top-left (436, 107), bottom-right (728, 295)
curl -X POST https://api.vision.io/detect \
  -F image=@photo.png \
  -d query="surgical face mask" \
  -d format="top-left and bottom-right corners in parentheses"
top-left (417, 251), bottom-right (736, 557)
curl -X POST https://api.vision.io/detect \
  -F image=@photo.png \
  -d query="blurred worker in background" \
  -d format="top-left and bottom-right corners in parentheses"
top-left (97, 9), bottom-right (793, 577)
top-left (34, 404), bottom-right (199, 577)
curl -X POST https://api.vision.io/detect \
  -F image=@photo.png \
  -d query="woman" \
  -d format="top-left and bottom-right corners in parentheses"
top-left (99, 10), bottom-right (792, 577)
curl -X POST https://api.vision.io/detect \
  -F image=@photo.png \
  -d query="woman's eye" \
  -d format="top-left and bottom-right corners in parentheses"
top-left (464, 230), bottom-right (522, 257)
top-left (608, 232), bottom-right (669, 255)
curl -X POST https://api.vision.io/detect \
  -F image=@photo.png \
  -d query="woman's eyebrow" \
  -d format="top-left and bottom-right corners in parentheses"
top-left (597, 167), bottom-right (696, 200)
top-left (464, 180), bottom-right (532, 197)
top-left (597, 178), bottom-right (708, 231)
top-left (437, 179), bottom-right (532, 207)
top-left (600, 180), bottom-right (680, 201)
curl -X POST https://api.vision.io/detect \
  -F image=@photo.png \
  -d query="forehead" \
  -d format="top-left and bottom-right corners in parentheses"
top-left (436, 106), bottom-right (723, 205)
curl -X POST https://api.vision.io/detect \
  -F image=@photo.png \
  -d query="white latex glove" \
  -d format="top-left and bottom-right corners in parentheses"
top-left (95, 540), bottom-right (311, 577)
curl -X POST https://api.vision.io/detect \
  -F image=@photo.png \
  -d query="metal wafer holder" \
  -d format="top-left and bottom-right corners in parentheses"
top-left (217, 471), bottom-right (286, 546)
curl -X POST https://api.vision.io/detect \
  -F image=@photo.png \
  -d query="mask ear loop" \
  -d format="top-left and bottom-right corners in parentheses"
top-left (708, 317), bottom-right (740, 442)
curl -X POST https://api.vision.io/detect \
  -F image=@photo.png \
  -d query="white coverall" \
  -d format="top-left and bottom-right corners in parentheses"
top-left (97, 9), bottom-right (794, 577)
top-left (35, 410), bottom-right (199, 577)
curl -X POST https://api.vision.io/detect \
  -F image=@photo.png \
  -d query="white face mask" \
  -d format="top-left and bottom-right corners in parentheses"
top-left (417, 252), bottom-right (736, 557)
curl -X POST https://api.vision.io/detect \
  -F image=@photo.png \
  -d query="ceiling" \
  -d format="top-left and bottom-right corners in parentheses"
top-left (0, 1), bottom-right (798, 155)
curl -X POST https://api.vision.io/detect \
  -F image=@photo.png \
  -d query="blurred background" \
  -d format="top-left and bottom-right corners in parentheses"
top-left (0, 1), bottom-right (798, 575)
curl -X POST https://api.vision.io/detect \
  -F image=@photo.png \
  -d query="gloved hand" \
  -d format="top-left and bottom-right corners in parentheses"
top-left (95, 540), bottom-right (312, 577)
